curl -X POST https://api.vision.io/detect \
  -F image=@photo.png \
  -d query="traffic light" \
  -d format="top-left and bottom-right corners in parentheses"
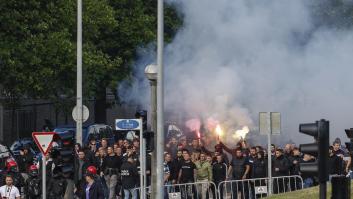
top-left (53, 130), bottom-right (75, 178)
top-left (345, 128), bottom-right (353, 152)
top-left (143, 131), bottom-right (155, 152)
top-left (135, 110), bottom-right (147, 131)
top-left (299, 119), bottom-right (329, 199)
top-left (330, 128), bottom-right (353, 199)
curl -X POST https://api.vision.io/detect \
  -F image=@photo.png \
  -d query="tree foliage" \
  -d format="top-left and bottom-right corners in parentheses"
top-left (0, 0), bottom-right (182, 120)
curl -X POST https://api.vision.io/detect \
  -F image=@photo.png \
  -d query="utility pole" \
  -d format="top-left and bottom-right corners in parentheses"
top-left (76, 0), bottom-right (83, 145)
top-left (156, 0), bottom-right (164, 198)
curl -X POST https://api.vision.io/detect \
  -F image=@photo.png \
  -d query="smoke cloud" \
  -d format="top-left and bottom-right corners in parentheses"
top-left (119, 0), bottom-right (353, 145)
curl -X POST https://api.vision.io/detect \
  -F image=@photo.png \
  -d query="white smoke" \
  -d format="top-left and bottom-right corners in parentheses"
top-left (119, 0), bottom-right (353, 145)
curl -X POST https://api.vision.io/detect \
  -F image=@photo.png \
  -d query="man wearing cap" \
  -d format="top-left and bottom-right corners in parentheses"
top-left (0, 160), bottom-right (24, 195)
top-left (76, 166), bottom-right (104, 199)
top-left (25, 165), bottom-right (41, 199)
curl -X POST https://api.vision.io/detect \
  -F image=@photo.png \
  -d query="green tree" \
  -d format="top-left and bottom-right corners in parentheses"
top-left (0, 0), bottom-right (182, 127)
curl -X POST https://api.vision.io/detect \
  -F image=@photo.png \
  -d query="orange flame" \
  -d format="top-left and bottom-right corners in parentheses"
top-left (215, 124), bottom-right (223, 137)
top-left (233, 126), bottom-right (250, 139)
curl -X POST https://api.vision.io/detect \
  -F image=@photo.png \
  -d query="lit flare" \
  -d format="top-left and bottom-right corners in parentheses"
top-left (215, 124), bottom-right (223, 141)
top-left (234, 126), bottom-right (250, 139)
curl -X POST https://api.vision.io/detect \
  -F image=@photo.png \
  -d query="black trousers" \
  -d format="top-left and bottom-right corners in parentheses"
top-left (231, 181), bottom-right (249, 199)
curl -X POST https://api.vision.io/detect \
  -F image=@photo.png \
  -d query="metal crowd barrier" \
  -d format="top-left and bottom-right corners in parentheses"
top-left (132, 181), bottom-right (218, 199)
top-left (217, 175), bottom-right (303, 199)
top-left (165, 181), bottom-right (218, 199)
top-left (131, 176), bottom-right (303, 199)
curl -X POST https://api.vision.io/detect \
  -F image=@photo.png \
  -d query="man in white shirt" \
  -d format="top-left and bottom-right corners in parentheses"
top-left (0, 175), bottom-right (20, 199)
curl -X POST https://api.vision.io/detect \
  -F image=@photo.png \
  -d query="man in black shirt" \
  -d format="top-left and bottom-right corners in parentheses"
top-left (228, 148), bottom-right (250, 199)
top-left (272, 148), bottom-right (289, 193)
top-left (289, 147), bottom-right (301, 191)
top-left (328, 146), bottom-right (341, 175)
top-left (212, 154), bottom-right (227, 199)
top-left (74, 150), bottom-right (91, 185)
top-left (102, 146), bottom-right (121, 199)
top-left (178, 150), bottom-right (196, 199)
top-left (121, 157), bottom-right (138, 199)
top-left (178, 150), bottom-right (196, 183)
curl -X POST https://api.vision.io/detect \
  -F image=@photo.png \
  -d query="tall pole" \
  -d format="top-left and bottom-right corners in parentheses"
top-left (150, 80), bottom-right (157, 199)
top-left (267, 112), bottom-right (272, 195)
top-left (139, 119), bottom-right (146, 199)
top-left (156, 0), bottom-right (164, 198)
top-left (76, 0), bottom-right (83, 145)
top-left (42, 157), bottom-right (46, 199)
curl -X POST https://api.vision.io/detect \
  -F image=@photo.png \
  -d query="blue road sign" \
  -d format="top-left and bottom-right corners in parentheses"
top-left (115, 119), bottom-right (141, 130)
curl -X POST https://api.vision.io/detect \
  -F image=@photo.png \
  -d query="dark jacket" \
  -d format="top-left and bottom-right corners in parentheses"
top-left (25, 175), bottom-right (41, 199)
top-left (289, 155), bottom-right (301, 175)
top-left (79, 181), bottom-right (104, 199)
top-left (166, 161), bottom-right (178, 182)
top-left (212, 162), bottom-right (227, 183)
top-left (17, 153), bottom-right (34, 172)
top-left (251, 158), bottom-right (267, 178)
top-left (74, 158), bottom-right (91, 184)
top-left (47, 175), bottom-right (67, 199)
top-left (272, 155), bottom-right (289, 177)
top-left (230, 157), bottom-right (249, 180)
top-left (328, 154), bottom-right (341, 175)
top-left (120, 161), bottom-right (139, 189)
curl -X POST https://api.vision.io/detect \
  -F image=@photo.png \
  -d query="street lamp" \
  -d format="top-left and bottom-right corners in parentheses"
top-left (145, 64), bottom-right (158, 81)
top-left (144, 64), bottom-right (158, 198)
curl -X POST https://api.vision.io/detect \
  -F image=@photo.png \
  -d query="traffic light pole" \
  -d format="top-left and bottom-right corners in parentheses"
top-left (139, 119), bottom-right (146, 199)
top-left (320, 183), bottom-right (326, 199)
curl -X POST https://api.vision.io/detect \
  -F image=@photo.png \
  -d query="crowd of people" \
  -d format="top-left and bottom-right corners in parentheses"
top-left (0, 134), bottom-right (352, 199)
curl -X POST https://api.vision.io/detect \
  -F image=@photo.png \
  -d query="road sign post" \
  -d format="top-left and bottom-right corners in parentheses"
top-left (32, 132), bottom-right (56, 199)
top-left (115, 119), bottom-right (145, 199)
top-left (259, 112), bottom-right (281, 195)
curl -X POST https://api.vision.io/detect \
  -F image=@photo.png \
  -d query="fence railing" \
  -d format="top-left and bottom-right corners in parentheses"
top-left (218, 175), bottom-right (303, 199)
top-left (131, 175), bottom-right (303, 199)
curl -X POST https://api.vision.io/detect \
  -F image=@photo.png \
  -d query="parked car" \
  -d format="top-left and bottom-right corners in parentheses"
top-left (53, 124), bottom-right (114, 146)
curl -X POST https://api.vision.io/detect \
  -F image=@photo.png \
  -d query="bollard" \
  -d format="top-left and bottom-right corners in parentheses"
top-left (331, 175), bottom-right (350, 199)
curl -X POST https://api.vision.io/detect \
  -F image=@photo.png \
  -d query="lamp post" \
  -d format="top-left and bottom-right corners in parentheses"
top-left (156, 0), bottom-right (165, 198)
top-left (144, 64), bottom-right (157, 198)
